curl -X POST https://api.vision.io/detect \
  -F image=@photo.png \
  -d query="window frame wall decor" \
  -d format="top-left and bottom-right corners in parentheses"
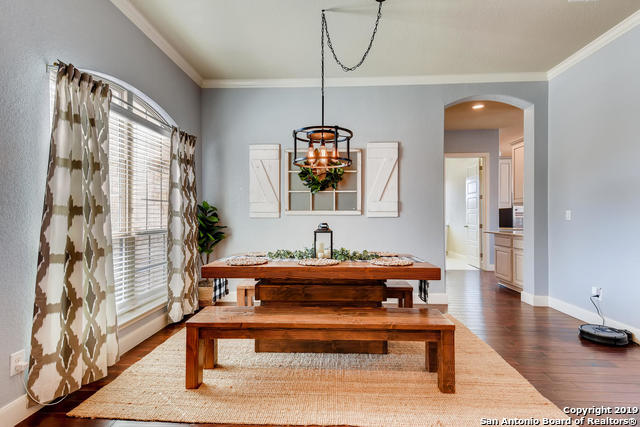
top-left (49, 70), bottom-right (173, 323)
top-left (285, 148), bottom-right (362, 215)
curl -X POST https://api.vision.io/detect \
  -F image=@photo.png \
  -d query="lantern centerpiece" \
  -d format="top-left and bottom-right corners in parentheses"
top-left (313, 223), bottom-right (333, 259)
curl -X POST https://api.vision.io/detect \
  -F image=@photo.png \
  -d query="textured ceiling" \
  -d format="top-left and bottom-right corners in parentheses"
top-left (126, 0), bottom-right (640, 80)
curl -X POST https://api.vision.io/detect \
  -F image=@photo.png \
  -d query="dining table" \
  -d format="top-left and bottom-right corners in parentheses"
top-left (201, 255), bottom-right (441, 354)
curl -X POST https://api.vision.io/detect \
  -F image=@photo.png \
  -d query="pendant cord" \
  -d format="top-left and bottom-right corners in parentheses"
top-left (321, 10), bottom-right (325, 128)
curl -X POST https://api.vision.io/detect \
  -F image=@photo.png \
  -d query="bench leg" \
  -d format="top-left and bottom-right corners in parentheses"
top-left (186, 326), bottom-right (205, 389)
top-left (204, 338), bottom-right (218, 369)
top-left (437, 330), bottom-right (455, 393)
top-left (404, 291), bottom-right (413, 308)
top-left (237, 289), bottom-right (246, 306)
top-left (425, 341), bottom-right (438, 372)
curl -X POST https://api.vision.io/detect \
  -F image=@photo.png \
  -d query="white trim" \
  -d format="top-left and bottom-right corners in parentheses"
top-left (118, 310), bottom-right (169, 355)
top-left (484, 263), bottom-right (495, 272)
top-left (0, 393), bottom-right (42, 426)
top-left (520, 292), bottom-right (549, 307)
top-left (548, 297), bottom-right (639, 345)
top-left (110, 0), bottom-right (204, 86)
top-left (202, 73), bottom-right (547, 89)
top-left (117, 298), bottom-right (166, 329)
top-left (547, 9), bottom-right (640, 80)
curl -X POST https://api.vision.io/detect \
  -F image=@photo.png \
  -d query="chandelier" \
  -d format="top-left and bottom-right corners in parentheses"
top-left (293, 0), bottom-right (386, 171)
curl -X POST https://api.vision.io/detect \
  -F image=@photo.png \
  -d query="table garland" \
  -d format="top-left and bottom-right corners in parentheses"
top-left (267, 247), bottom-right (380, 261)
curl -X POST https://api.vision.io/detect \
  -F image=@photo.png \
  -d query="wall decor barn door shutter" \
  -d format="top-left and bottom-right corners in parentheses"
top-left (366, 142), bottom-right (399, 217)
top-left (249, 144), bottom-right (280, 218)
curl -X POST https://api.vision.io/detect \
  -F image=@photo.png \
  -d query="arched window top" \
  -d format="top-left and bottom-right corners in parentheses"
top-left (85, 69), bottom-right (177, 132)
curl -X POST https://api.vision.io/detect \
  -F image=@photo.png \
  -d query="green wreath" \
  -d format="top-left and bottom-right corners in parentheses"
top-left (298, 166), bottom-right (344, 194)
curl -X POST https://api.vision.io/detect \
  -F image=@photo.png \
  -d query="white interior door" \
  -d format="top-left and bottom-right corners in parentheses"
top-left (464, 159), bottom-right (480, 268)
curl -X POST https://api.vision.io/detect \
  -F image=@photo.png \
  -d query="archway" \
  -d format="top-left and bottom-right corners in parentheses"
top-left (443, 94), bottom-right (541, 306)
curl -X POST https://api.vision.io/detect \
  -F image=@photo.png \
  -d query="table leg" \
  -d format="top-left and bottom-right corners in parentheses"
top-left (204, 338), bottom-right (218, 369)
top-left (186, 326), bottom-right (204, 389)
top-left (437, 330), bottom-right (455, 393)
top-left (425, 341), bottom-right (438, 372)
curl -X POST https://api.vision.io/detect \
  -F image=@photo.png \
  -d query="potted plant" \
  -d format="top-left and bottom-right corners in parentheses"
top-left (197, 201), bottom-right (226, 307)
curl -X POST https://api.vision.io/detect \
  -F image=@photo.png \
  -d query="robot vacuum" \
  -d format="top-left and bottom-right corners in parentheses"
top-left (579, 324), bottom-right (631, 346)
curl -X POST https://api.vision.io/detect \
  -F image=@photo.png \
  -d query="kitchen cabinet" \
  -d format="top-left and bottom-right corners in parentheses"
top-left (511, 139), bottom-right (524, 205)
top-left (485, 231), bottom-right (523, 292)
top-left (512, 237), bottom-right (524, 289)
top-left (494, 245), bottom-right (513, 283)
top-left (498, 158), bottom-right (512, 208)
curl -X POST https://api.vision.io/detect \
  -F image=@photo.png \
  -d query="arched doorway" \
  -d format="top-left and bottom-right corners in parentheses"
top-left (443, 95), bottom-right (539, 305)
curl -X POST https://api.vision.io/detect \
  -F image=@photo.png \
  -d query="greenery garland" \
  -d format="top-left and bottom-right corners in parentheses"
top-left (267, 247), bottom-right (380, 261)
top-left (298, 166), bottom-right (344, 194)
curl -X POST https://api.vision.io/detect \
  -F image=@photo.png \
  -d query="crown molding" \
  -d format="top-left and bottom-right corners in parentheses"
top-left (110, 0), bottom-right (203, 86)
top-left (201, 73), bottom-right (548, 89)
top-left (547, 9), bottom-right (640, 80)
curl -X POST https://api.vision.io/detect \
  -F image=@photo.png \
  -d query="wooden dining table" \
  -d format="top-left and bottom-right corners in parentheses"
top-left (201, 256), bottom-right (441, 354)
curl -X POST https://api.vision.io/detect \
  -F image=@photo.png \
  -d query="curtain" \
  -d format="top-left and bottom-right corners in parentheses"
top-left (167, 129), bottom-right (199, 322)
top-left (28, 64), bottom-right (118, 404)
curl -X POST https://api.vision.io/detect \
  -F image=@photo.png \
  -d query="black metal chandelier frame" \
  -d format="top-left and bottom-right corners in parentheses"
top-left (293, 0), bottom-right (385, 170)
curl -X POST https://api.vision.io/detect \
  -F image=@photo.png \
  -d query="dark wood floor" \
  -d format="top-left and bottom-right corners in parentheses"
top-left (19, 270), bottom-right (640, 426)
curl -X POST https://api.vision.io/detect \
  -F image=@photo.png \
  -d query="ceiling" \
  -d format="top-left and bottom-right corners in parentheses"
top-left (445, 101), bottom-right (523, 156)
top-left (120, 0), bottom-right (640, 83)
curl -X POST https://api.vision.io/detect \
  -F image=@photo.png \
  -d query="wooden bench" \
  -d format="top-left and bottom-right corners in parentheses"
top-left (185, 306), bottom-right (455, 393)
top-left (385, 280), bottom-right (414, 307)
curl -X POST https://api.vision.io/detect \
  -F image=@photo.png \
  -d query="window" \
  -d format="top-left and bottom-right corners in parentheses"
top-left (49, 70), bottom-right (172, 318)
top-left (285, 149), bottom-right (361, 215)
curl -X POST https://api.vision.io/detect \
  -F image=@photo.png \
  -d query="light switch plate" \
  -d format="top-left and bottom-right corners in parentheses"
top-left (565, 210), bottom-right (572, 221)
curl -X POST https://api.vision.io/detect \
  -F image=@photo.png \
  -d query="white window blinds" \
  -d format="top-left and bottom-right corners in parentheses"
top-left (49, 70), bottom-right (171, 317)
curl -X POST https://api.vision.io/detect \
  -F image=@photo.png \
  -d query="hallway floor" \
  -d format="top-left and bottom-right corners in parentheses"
top-left (19, 270), bottom-right (640, 426)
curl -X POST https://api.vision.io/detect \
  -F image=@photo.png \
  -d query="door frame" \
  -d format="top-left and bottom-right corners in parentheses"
top-left (444, 152), bottom-right (491, 271)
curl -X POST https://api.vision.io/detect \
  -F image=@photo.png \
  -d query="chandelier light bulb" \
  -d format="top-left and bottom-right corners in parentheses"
top-left (319, 145), bottom-right (328, 159)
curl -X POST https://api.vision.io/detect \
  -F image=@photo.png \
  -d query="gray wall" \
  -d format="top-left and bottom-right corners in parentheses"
top-left (548, 25), bottom-right (640, 330)
top-left (200, 82), bottom-right (548, 297)
top-left (444, 129), bottom-right (500, 265)
top-left (0, 0), bottom-right (200, 408)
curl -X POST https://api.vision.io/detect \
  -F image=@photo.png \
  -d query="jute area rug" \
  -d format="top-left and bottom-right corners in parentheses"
top-left (69, 316), bottom-right (568, 426)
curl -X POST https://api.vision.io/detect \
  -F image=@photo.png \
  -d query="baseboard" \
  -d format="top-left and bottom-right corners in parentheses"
top-left (118, 309), bottom-right (169, 355)
top-left (0, 393), bottom-right (42, 426)
top-left (521, 292), bottom-right (549, 307)
top-left (415, 292), bottom-right (448, 305)
top-left (483, 264), bottom-right (495, 272)
top-left (548, 297), bottom-right (639, 345)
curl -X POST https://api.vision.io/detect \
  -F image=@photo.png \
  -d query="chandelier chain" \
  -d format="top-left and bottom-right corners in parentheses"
top-left (321, 1), bottom-right (384, 73)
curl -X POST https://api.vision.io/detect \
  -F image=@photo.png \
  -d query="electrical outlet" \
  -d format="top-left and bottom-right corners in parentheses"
top-left (591, 287), bottom-right (603, 300)
top-left (565, 210), bottom-right (572, 221)
top-left (10, 349), bottom-right (26, 376)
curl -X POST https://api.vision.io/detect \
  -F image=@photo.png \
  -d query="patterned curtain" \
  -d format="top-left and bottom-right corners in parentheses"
top-left (28, 64), bottom-right (118, 404)
top-left (167, 129), bottom-right (199, 322)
